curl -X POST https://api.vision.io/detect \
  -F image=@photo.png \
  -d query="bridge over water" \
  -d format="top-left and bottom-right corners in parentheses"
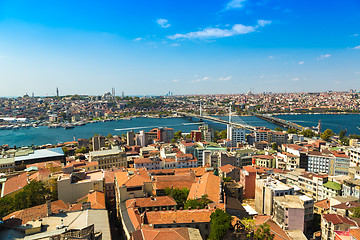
top-left (178, 112), bottom-right (307, 132)
top-left (177, 112), bottom-right (256, 131)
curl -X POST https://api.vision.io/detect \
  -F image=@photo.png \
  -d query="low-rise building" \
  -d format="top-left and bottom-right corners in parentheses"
top-left (219, 164), bottom-right (240, 181)
top-left (144, 209), bottom-right (213, 239)
top-left (321, 214), bottom-right (359, 240)
top-left (252, 155), bottom-right (276, 168)
top-left (273, 195), bottom-right (313, 233)
top-left (125, 196), bottom-right (177, 213)
top-left (89, 148), bottom-right (127, 169)
top-left (255, 177), bottom-right (295, 215)
top-left (187, 173), bottom-right (222, 203)
top-left (57, 170), bottom-right (104, 204)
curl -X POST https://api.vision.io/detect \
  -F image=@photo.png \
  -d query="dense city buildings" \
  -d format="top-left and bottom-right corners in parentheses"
top-left (3, 92), bottom-right (360, 239)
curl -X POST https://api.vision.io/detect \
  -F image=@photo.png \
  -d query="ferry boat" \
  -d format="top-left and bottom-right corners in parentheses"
top-left (63, 124), bottom-right (75, 129)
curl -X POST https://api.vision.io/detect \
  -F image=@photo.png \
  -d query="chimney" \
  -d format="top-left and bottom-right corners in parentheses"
top-left (81, 202), bottom-right (91, 210)
top-left (46, 200), bottom-right (51, 217)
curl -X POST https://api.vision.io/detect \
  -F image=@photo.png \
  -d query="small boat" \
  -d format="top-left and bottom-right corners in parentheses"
top-left (63, 124), bottom-right (75, 129)
top-left (123, 117), bottom-right (132, 120)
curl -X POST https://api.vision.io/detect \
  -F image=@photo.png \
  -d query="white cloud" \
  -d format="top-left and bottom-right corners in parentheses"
top-left (257, 20), bottom-right (272, 27)
top-left (353, 45), bottom-right (360, 49)
top-left (168, 21), bottom-right (271, 40)
top-left (353, 34), bottom-right (359, 37)
top-left (193, 76), bottom-right (210, 83)
top-left (218, 76), bottom-right (232, 81)
top-left (134, 37), bottom-right (142, 41)
top-left (167, 20), bottom-right (271, 40)
top-left (226, 0), bottom-right (246, 10)
top-left (292, 78), bottom-right (300, 81)
top-left (172, 79), bottom-right (180, 82)
top-left (268, 56), bottom-right (274, 59)
top-left (260, 75), bottom-right (264, 79)
top-left (157, 19), bottom-right (171, 28)
top-left (170, 43), bottom-right (181, 47)
top-left (356, 72), bottom-right (360, 75)
top-left (298, 61), bottom-right (304, 65)
top-left (335, 81), bottom-right (342, 85)
top-left (317, 54), bottom-right (331, 60)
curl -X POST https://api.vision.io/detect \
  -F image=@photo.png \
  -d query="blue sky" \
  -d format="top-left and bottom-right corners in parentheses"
top-left (0, 0), bottom-right (359, 96)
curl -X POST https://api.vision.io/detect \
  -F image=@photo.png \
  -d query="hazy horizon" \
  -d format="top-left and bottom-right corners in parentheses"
top-left (1, 0), bottom-right (360, 96)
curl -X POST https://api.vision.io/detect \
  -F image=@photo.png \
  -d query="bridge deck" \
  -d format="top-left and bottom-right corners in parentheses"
top-left (178, 112), bottom-right (306, 132)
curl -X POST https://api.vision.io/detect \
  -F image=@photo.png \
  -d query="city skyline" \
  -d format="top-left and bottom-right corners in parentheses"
top-left (0, 0), bottom-right (360, 96)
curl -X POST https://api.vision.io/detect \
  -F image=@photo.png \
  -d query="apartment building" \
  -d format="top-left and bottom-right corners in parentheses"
top-left (89, 148), bottom-right (127, 169)
top-left (226, 124), bottom-right (246, 147)
top-left (252, 155), bottom-right (276, 168)
top-left (57, 170), bottom-right (104, 204)
top-left (297, 172), bottom-right (328, 201)
top-left (321, 214), bottom-right (359, 240)
top-left (308, 150), bottom-right (350, 176)
top-left (273, 195), bottom-right (313, 233)
top-left (255, 177), bottom-right (295, 215)
top-left (276, 152), bottom-right (300, 171)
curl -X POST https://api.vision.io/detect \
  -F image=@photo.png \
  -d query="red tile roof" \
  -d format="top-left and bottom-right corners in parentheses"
top-left (116, 172), bottom-right (151, 188)
top-left (187, 173), bottom-right (221, 203)
top-left (314, 199), bottom-right (330, 210)
top-left (323, 214), bottom-right (358, 226)
top-left (3, 200), bottom-right (69, 227)
top-left (219, 164), bottom-right (239, 174)
top-left (126, 196), bottom-right (177, 209)
top-left (2, 172), bottom-right (29, 197)
top-left (145, 209), bottom-right (212, 225)
top-left (131, 228), bottom-right (194, 240)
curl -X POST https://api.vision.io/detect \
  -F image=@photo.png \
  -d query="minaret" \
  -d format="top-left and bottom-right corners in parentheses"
top-left (200, 102), bottom-right (202, 117)
top-left (56, 87), bottom-right (59, 97)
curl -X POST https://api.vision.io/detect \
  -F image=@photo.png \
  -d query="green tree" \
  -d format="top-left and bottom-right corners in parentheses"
top-left (174, 130), bottom-right (182, 140)
top-left (107, 133), bottom-right (113, 138)
top-left (254, 223), bottom-right (274, 240)
top-left (219, 130), bottom-right (227, 139)
top-left (321, 129), bottom-right (334, 141)
top-left (274, 127), bottom-right (283, 132)
top-left (339, 130), bottom-right (346, 140)
top-left (287, 128), bottom-right (298, 134)
top-left (214, 131), bottom-right (220, 141)
top-left (272, 143), bottom-right (278, 151)
top-left (0, 180), bottom-right (52, 218)
top-left (222, 177), bottom-right (232, 182)
top-left (75, 147), bottom-right (88, 154)
top-left (352, 207), bottom-right (360, 218)
top-left (62, 146), bottom-right (69, 157)
top-left (171, 138), bottom-right (176, 143)
top-left (184, 195), bottom-right (212, 209)
top-left (300, 129), bottom-right (315, 138)
top-left (209, 209), bottom-right (233, 240)
top-left (164, 187), bottom-right (189, 206)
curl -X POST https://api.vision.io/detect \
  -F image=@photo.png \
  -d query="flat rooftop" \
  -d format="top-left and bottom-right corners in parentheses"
top-left (15, 148), bottom-right (64, 162)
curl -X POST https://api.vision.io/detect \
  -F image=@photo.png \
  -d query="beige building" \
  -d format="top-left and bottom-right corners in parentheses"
top-left (57, 170), bottom-right (104, 203)
top-left (89, 148), bottom-right (127, 169)
top-left (273, 195), bottom-right (313, 233)
top-left (321, 214), bottom-right (358, 240)
top-left (298, 172), bottom-right (328, 201)
top-left (255, 177), bottom-right (295, 215)
top-left (114, 171), bottom-right (152, 204)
